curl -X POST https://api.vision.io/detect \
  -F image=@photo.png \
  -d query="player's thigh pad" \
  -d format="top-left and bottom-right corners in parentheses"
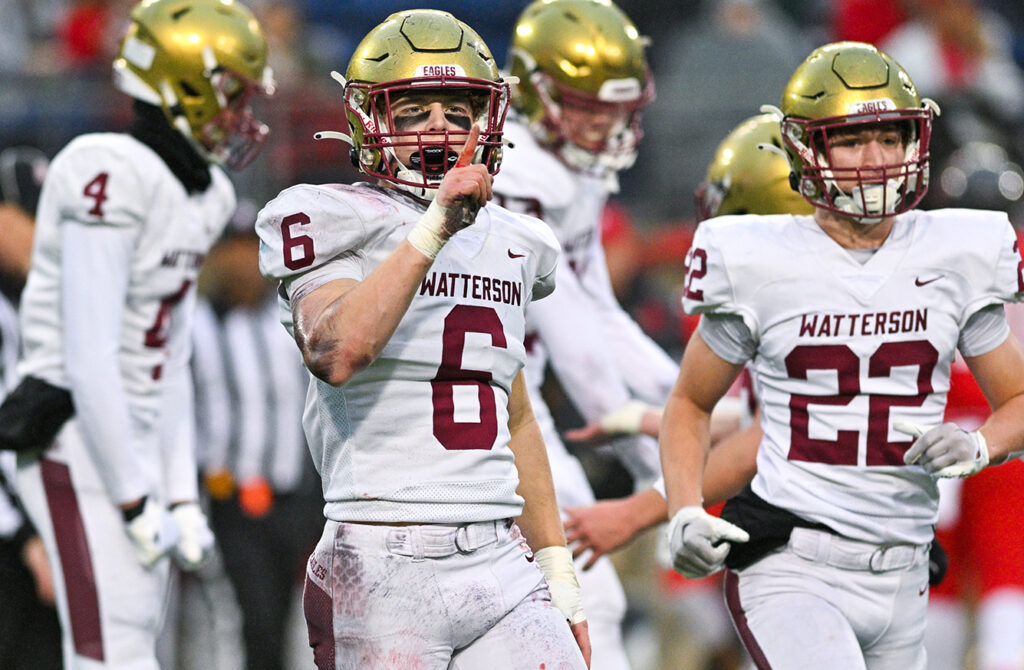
top-left (450, 594), bottom-right (587, 670)
top-left (724, 540), bottom-right (928, 670)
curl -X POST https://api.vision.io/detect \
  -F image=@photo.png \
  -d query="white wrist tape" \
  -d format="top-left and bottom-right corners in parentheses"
top-left (598, 400), bottom-right (652, 435)
top-left (534, 545), bottom-right (586, 624)
top-left (406, 199), bottom-right (449, 259)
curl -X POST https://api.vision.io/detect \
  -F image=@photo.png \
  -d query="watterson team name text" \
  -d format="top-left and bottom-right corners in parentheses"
top-left (799, 309), bottom-right (928, 338)
top-left (419, 271), bottom-right (523, 306)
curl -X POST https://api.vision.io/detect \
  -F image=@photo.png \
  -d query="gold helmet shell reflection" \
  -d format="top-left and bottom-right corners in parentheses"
top-left (776, 41), bottom-right (935, 222)
top-left (113, 0), bottom-right (274, 168)
top-left (696, 114), bottom-right (814, 221)
top-left (508, 0), bottom-right (653, 175)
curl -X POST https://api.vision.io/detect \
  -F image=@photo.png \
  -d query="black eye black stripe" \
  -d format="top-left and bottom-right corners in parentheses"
top-left (393, 112), bottom-right (472, 131)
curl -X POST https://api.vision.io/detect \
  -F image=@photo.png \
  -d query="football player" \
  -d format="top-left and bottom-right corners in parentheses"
top-left (494, 3), bottom-right (671, 666)
top-left (9, 1), bottom-right (274, 667)
top-left (661, 41), bottom-right (1024, 669)
top-left (563, 113), bottom-right (812, 563)
top-left (254, 10), bottom-right (590, 669)
top-left (561, 114), bottom-right (811, 670)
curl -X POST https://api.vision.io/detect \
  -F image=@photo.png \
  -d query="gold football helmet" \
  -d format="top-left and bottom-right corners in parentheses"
top-left (508, 0), bottom-right (654, 177)
top-left (113, 0), bottom-right (274, 169)
top-left (326, 10), bottom-right (511, 197)
top-left (771, 41), bottom-right (937, 223)
top-left (695, 114), bottom-right (815, 222)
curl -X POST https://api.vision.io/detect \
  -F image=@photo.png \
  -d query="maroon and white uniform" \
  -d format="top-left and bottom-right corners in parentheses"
top-left (15, 133), bottom-right (234, 669)
top-left (684, 209), bottom-right (1023, 669)
top-left (258, 182), bottom-right (557, 523)
top-left (257, 182), bottom-right (586, 669)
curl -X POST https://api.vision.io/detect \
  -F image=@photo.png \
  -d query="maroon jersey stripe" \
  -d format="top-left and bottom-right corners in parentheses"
top-left (41, 458), bottom-right (104, 661)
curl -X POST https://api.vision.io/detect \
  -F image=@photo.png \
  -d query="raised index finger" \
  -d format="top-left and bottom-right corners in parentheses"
top-left (455, 124), bottom-right (480, 168)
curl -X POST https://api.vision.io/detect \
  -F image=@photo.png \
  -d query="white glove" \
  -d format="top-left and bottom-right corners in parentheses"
top-left (665, 506), bottom-right (749, 579)
top-left (599, 400), bottom-right (655, 435)
top-left (124, 498), bottom-right (180, 568)
top-left (895, 421), bottom-right (989, 478)
top-left (534, 546), bottom-right (586, 624)
top-left (170, 502), bottom-right (215, 570)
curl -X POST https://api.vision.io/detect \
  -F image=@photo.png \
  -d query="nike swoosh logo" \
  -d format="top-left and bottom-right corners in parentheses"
top-left (919, 585), bottom-right (928, 596)
top-left (915, 275), bottom-right (943, 287)
top-left (507, 249), bottom-right (526, 259)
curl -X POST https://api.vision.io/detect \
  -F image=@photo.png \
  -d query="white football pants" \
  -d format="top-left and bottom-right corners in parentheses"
top-left (16, 419), bottom-right (170, 670)
top-left (303, 518), bottom-right (588, 670)
top-left (724, 527), bottom-right (930, 670)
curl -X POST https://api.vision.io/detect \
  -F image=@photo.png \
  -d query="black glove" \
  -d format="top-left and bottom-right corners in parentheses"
top-left (929, 539), bottom-right (949, 587)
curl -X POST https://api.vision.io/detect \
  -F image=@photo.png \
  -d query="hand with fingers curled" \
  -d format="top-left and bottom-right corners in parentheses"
top-left (665, 505), bottom-right (749, 579)
top-left (564, 497), bottom-right (649, 570)
top-left (895, 421), bottom-right (989, 478)
top-left (123, 497), bottom-right (180, 568)
top-left (564, 400), bottom-right (660, 445)
top-left (407, 125), bottom-right (493, 259)
top-left (170, 502), bottom-right (216, 570)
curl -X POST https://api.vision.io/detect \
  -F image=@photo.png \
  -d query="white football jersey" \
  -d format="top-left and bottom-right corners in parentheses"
top-left (256, 182), bottom-right (559, 524)
top-left (19, 132), bottom-right (235, 414)
top-left (496, 119), bottom-right (677, 399)
top-left (684, 209), bottom-right (1024, 544)
top-left (495, 119), bottom-right (668, 498)
top-left (496, 120), bottom-right (607, 280)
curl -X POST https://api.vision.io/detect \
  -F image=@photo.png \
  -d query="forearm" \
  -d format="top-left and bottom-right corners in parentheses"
top-left (968, 335), bottom-right (1024, 463)
top-left (660, 332), bottom-right (746, 514)
top-left (980, 393), bottom-right (1024, 463)
top-left (702, 421), bottom-right (760, 505)
top-left (0, 203), bottom-right (34, 280)
top-left (625, 486), bottom-right (669, 533)
top-left (507, 373), bottom-right (566, 551)
top-left (295, 240), bottom-right (433, 385)
top-left (160, 365), bottom-right (200, 504)
top-left (660, 391), bottom-right (711, 516)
